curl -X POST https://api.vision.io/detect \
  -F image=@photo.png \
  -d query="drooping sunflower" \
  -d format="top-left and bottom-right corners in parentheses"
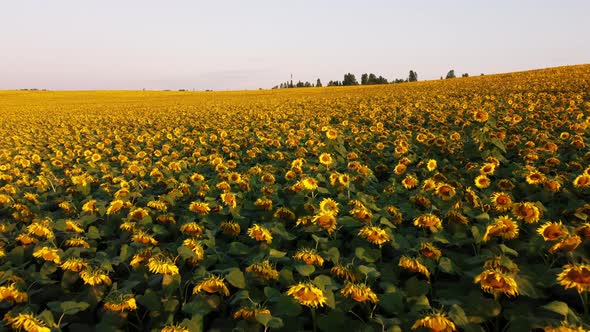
top-left (128, 207), bottom-right (149, 220)
top-left (192, 276), bottom-right (230, 296)
top-left (330, 264), bottom-right (360, 282)
top-left (286, 283), bottom-right (327, 308)
top-left (188, 201), bottom-right (211, 215)
top-left (482, 216), bottom-right (519, 241)
top-left (399, 256), bottom-right (430, 279)
top-left (103, 294), bottom-right (137, 313)
top-left (4, 312), bottom-right (51, 332)
top-left (0, 283), bottom-right (28, 303)
top-left (319, 198), bottom-right (339, 215)
top-left (247, 224), bottom-right (273, 244)
top-left (474, 269), bottom-right (519, 297)
top-left (557, 264), bottom-right (590, 293)
top-left (294, 248), bottom-right (324, 266)
top-left (548, 234), bottom-right (582, 253)
top-left (79, 267), bottom-right (112, 286)
top-left (358, 226), bottom-right (391, 246)
top-left (536, 221), bottom-right (568, 241)
top-left (411, 312), bottom-right (457, 332)
top-left (340, 282), bottom-right (379, 303)
top-left (60, 257), bottom-right (89, 272)
top-left (220, 192), bottom-right (237, 209)
top-left (147, 254), bottom-right (179, 276)
top-left (413, 213), bottom-right (443, 232)
top-left (312, 212), bottom-right (338, 234)
top-left (402, 175), bottom-right (419, 189)
top-left (233, 307), bottom-right (272, 321)
top-left (245, 261), bottom-right (279, 281)
top-left (435, 183), bottom-right (456, 201)
top-left (179, 222), bottom-right (204, 237)
top-left (33, 246), bottom-right (61, 264)
top-left (420, 242), bottom-right (442, 261)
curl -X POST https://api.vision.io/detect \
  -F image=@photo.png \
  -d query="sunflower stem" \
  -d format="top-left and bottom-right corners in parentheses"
top-left (580, 291), bottom-right (588, 318)
top-left (311, 307), bottom-right (317, 332)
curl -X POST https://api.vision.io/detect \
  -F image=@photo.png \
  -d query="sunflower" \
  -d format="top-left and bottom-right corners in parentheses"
top-left (132, 230), bottom-right (158, 245)
top-left (301, 177), bottom-right (318, 190)
top-left (220, 192), bottom-right (237, 209)
top-left (490, 192), bottom-right (513, 212)
top-left (573, 174), bottom-right (590, 188)
top-left (426, 159), bottom-right (437, 172)
top-left (60, 257), bottom-right (89, 272)
top-left (512, 202), bottom-right (542, 223)
top-left (33, 246), bottom-right (61, 264)
top-left (412, 312), bottom-right (457, 332)
top-left (474, 269), bottom-right (519, 297)
top-left (233, 307), bottom-right (272, 321)
top-left (413, 213), bottom-right (443, 232)
top-left (0, 283), bottom-right (28, 303)
top-left (312, 212), bottom-right (338, 234)
top-left (435, 183), bottom-right (456, 200)
top-left (319, 198), bottom-right (339, 215)
top-left (575, 223), bottom-right (590, 238)
top-left (340, 282), bottom-right (379, 303)
top-left (557, 264), bottom-right (590, 293)
top-left (474, 175), bottom-right (491, 189)
top-left (64, 236), bottom-right (90, 248)
top-left (543, 324), bottom-right (589, 332)
top-left (422, 178), bottom-right (437, 191)
top-left (319, 153), bottom-right (333, 166)
top-left (294, 248), bottom-right (324, 266)
top-left (192, 276), bottom-right (230, 296)
top-left (394, 163), bottom-right (407, 175)
top-left (420, 242), bottom-right (442, 261)
top-left (536, 221), bottom-right (567, 241)
top-left (128, 207), bottom-right (149, 220)
top-left (188, 201), bottom-right (211, 215)
top-left (161, 324), bottom-right (190, 332)
top-left (402, 175), bottom-right (419, 189)
top-left (399, 256), bottom-right (430, 279)
top-left (80, 267), bottom-right (112, 286)
top-left (147, 254), bottom-right (179, 275)
top-left (65, 219), bottom-right (85, 233)
top-left (27, 221), bottom-right (54, 239)
top-left (220, 221), bottom-right (241, 236)
top-left (479, 163), bottom-right (496, 175)
top-left (130, 248), bottom-right (152, 268)
top-left (4, 312), bottom-right (51, 332)
top-left (106, 199), bottom-right (126, 215)
top-left (245, 261), bottom-right (279, 281)
top-left (548, 234), bottom-right (582, 253)
top-left (473, 109), bottom-right (489, 122)
top-left (358, 226), bottom-right (391, 245)
top-left (525, 170), bottom-right (545, 185)
top-left (103, 294), bottom-right (137, 313)
top-left (482, 216), bottom-right (519, 241)
top-left (330, 264), bottom-right (360, 282)
top-left (254, 198), bottom-right (273, 211)
top-left (182, 238), bottom-right (205, 262)
top-left (286, 283), bottom-right (327, 308)
top-left (247, 224), bottom-right (272, 244)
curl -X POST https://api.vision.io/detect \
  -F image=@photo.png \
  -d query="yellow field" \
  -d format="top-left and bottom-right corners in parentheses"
top-left (0, 65), bottom-right (589, 331)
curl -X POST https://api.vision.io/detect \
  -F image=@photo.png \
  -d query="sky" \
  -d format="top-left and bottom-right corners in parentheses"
top-left (1, 0), bottom-right (589, 90)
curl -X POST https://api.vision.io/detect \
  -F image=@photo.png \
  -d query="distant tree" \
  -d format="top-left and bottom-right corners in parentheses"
top-left (296, 81), bottom-right (304, 88)
top-left (376, 76), bottom-right (388, 84)
top-left (440, 76), bottom-right (443, 80)
top-left (480, 73), bottom-right (484, 76)
top-left (462, 73), bottom-right (469, 78)
top-left (343, 73), bottom-right (359, 86)
top-left (316, 79), bottom-right (322, 87)
top-left (304, 81), bottom-right (312, 87)
top-left (368, 73), bottom-right (377, 85)
top-left (445, 70), bottom-right (456, 79)
top-left (289, 80), bottom-right (294, 88)
top-left (361, 73), bottom-right (369, 85)
top-left (409, 70), bottom-right (418, 82)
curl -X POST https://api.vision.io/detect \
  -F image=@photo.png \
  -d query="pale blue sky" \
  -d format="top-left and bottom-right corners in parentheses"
top-left (1, 0), bottom-right (588, 90)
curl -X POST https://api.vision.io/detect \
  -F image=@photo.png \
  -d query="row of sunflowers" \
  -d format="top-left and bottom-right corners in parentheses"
top-left (0, 65), bottom-right (589, 331)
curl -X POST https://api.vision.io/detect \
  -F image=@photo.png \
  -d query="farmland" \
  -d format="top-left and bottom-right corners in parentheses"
top-left (0, 65), bottom-right (589, 331)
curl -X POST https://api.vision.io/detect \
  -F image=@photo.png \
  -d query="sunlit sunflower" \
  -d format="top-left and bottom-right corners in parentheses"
top-left (543, 323), bottom-right (590, 332)
top-left (294, 248), bottom-right (324, 266)
top-left (479, 163), bottom-right (496, 175)
top-left (536, 221), bottom-right (568, 241)
top-left (474, 175), bottom-right (491, 189)
top-left (147, 254), bottom-right (179, 275)
top-left (435, 183), bottom-right (456, 200)
top-left (65, 219), bottom-right (84, 233)
top-left (192, 276), bottom-right (230, 296)
top-left (188, 201), bottom-right (211, 215)
top-left (525, 170), bottom-right (545, 185)
top-left (130, 248), bottom-right (152, 268)
top-left (402, 175), bottom-right (419, 189)
top-left (182, 238), bottom-right (205, 263)
top-left (512, 202), bottom-right (542, 223)
top-left (426, 159), bottom-right (437, 172)
top-left (128, 207), bottom-right (149, 220)
top-left (80, 267), bottom-right (112, 286)
top-left (319, 198), bottom-right (339, 215)
top-left (301, 177), bottom-right (318, 190)
top-left (103, 294), bottom-right (137, 313)
top-left (220, 192), bottom-right (237, 209)
top-left (412, 312), bottom-right (457, 332)
top-left (4, 312), bottom-right (51, 332)
top-left (474, 269), bottom-right (519, 297)
top-left (473, 109), bottom-right (489, 122)
top-left (179, 222), bottom-right (203, 237)
top-left (60, 257), bottom-right (89, 272)
top-left (33, 246), bottom-right (61, 264)
top-left (0, 283), bottom-right (28, 303)
top-left (573, 174), bottom-right (590, 188)
top-left (482, 216), bottom-right (519, 241)
top-left (106, 199), bottom-right (126, 215)
top-left (247, 224), bottom-right (273, 244)
top-left (490, 192), bottom-right (513, 212)
top-left (286, 283), bottom-right (327, 308)
top-left (64, 236), bottom-right (90, 248)
top-left (340, 282), bottom-right (379, 303)
top-left (358, 226), bottom-right (391, 246)
top-left (312, 212), bottom-right (338, 234)
top-left (245, 261), bottom-right (279, 281)
top-left (132, 230), bottom-right (158, 245)
top-left (575, 223), bottom-right (590, 238)
top-left (413, 213), bottom-right (443, 232)
top-left (548, 234), bottom-right (582, 253)
top-left (399, 256), bottom-right (430, 279)
top-left (319, 153), bottom-right (333, 166)
top-left (557, 264), bottom-right (590, 293)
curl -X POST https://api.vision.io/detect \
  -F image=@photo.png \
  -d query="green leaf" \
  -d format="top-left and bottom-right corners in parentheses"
top-left (60, 301), bottom-right (90, 315)
top-left (269, 249), bottom-right (287, 258)
top-left (355, 247), bottom-right (380, 263)
top-left (226, 268), bottom-right (246, 289)
top-left (438, 257), bottom-right (455, 274)
top-left (227, 242), bottom-right (250, 255)
top-left (499, 244), bottom-right (518, 257)
top-left (272, 295), bottom-right (302, 317)
top-left (405, 277), bottom-right (429, 297)
top-left (448, 304), bottom-right (469, 327)
top-left (255, 313), bottom-right (273, 326)
top-left (378, 292), bottom-right (404, 315)
top-left (87, 226), bottom-right (101, 239)
top-left (177, 245), bottom-right (198, 260)
top-left (541, 301), bottom-right (569, 317)
top-left (137, 289), bottom-right (162, 312)
top-left (490, 138), bottom-right (506, 153)
top-left (295, 264), bottom-right (315, 276)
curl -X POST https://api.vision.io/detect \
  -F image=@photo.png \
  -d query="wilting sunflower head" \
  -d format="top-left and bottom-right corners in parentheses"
top-left (341, 282), bottom-right (379, 303)
top-left (0, 283), bottom-right (28, 303)
top-left (103, 293), bottom-right (137, 313)
top-left (557, 264), bottom-right (590, 293)
top-left (420, 242), bottom-right (442, 261)
top-left (233, 306), bottom-right (271, 321)
top-left (188, 201), bottom-right (211, 215)
top-left (536, 221), bottom-right (567, 241)
top-left (247, 224), bottom-right (273, 244)
top-left (512, 202), bottom-right (542, 223)
top-left (358, 226), bottom-right (391, 246)
top-left (147, 254), bottom-right (179, 276)
top-left (413, 213), bottom-right (443, 232)
top-left (482, 215), bottom-right (519, 242)
top-left (412, 311), bottom-right (457, 332)
top-left (192, 275), bottom-right (230, 296)
top-left (245, 260), bottom-right (279, 281)
top-left (286, 283), bottom-right (327, 308)
top-left (474, 269), bottom-right (519, 297)
top-left (548, 234), bottom-right (582, 254)
top-left (80, 267), bottom-right (112, 286)
top-left (4, 312), bottom-right (51, 332)
top-left (161, 324), bottom-right (190, 332)
top-left (312, 212), bottom-right (338, 234)
top-left (399, 256), bottom-right (430, 279)
top-left (294, 248), bottom-right (325, 266)
top-left (330, 264), bottom-right (360, 282)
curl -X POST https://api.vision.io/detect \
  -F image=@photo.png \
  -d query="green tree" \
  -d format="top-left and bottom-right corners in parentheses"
top-left (361, 73), bottom-right (369, 85)
top-left (316, 78), bottom-right (322, 87)
top-left (343, 73), bottom-right (359, 86)
top-left (409, 70), bottom-right (418, 82)
top-left (445, 70), bottom-right (456, 79)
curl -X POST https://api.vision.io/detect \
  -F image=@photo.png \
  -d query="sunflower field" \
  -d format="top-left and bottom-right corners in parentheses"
top-left (0, 65), bottom-right (589, 332)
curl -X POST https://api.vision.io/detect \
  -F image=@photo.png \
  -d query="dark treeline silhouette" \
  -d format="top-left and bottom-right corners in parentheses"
top-left (273, 69), bottom-right (471, 88)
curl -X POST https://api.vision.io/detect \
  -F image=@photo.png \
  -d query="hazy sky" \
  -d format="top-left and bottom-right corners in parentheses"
top-left (1, 0), bottom-right (589, 90)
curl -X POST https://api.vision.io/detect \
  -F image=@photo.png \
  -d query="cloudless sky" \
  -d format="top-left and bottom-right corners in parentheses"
top-left (1, 0), bottom-right (589, 90)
